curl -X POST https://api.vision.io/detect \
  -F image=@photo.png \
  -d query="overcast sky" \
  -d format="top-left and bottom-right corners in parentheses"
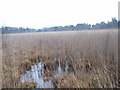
top-left (0, 0), bottom-right (119, 29)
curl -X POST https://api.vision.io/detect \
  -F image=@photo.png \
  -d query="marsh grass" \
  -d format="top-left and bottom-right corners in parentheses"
top-left (2, 29), bottom-right (118, 88)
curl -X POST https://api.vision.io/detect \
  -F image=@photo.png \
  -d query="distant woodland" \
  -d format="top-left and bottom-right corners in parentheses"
top-left (1, 17), bottom-right (119, 34)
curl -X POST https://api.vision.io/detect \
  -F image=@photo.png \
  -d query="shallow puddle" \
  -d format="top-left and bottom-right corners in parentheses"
top-left (21, 59), bottom-right (69, 88)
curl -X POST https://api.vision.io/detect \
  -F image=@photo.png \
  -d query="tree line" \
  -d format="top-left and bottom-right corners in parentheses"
top-left (1, 17), bottom-right (119, 34)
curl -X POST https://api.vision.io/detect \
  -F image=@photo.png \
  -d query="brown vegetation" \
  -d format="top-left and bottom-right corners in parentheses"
top-left (22, 82), bottom-right (37, 88)
top-left (2, 29), bottom-right (118, 88)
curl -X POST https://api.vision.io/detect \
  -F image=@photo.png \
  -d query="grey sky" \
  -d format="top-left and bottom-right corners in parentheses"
top-left (0, 0), bottom-right (119, 29)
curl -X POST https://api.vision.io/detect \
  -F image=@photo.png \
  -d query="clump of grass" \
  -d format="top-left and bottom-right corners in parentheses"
top-left (43, 60), bottom-right (58, 71)
top-left (43, 71), bottom-right (54, 77)
top-left (43, 70), bottom-right (54, 82)
top-left (20, 60), bottom-right (33, 74)
top-left (29, 56), bottom-right (44, 63)
top-left (22, 82), bottom-right (37, 88)
top-left (53, 74), bottom-right (80, 88)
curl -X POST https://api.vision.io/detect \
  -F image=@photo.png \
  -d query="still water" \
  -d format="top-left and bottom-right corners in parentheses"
top-left (21, 59), bottom-right (69, 88)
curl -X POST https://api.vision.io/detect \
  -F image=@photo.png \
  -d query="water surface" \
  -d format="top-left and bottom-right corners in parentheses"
top-left (21, 59), bottom-right (69, 88)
